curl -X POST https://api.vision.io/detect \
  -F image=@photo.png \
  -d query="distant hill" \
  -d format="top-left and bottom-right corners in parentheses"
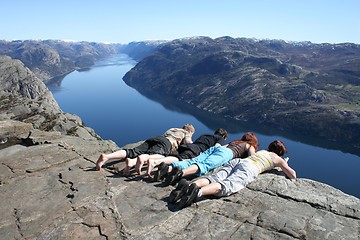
top-left (0, 40), bottom-right (121, 81)
top-left (0, 40), bottom-right (163, 81)
top-left (123, 36), bottom-right (360, 147)
top-left (117, 40), bottom-right (168, 61)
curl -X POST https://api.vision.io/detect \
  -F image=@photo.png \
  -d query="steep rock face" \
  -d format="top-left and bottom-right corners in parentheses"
top-left (0, 55), bottom-right (58, 106)
top-left (0, 55), bottom-right (100, 144)
top-left (123, 37), bottom-right (360, 146)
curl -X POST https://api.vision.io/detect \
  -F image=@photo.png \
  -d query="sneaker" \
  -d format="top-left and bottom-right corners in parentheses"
top-left (169, 178), bottom-right (189, 203)
top-left (165, 166), bottom-right (183, 185)
top-left (178, 183), bottom-right (199, 209)
top-left (154, 162), bottom-right (169, 182)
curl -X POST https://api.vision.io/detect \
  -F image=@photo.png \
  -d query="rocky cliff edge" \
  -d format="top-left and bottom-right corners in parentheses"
top-left (0, 55), bottom-right (359, 240)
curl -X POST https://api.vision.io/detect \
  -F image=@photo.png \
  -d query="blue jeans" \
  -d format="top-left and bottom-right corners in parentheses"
top-left (171, 146), bottom-right (233, 176)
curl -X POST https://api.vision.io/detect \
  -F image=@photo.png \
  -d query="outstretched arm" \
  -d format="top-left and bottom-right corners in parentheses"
top-left (183, 136), bottom-right (193, 144)
top-left (182, 130), bottom-right (194, 144)
top-left (276, 157), bottom-right (297, 179)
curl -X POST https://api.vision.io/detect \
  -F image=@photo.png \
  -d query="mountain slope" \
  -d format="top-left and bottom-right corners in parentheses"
top-left (0, 40), bottom-right (119, 81)
top-left (123, 37), bottom-right (360, 146)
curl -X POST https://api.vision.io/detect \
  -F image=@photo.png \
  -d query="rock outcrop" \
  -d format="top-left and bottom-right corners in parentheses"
top-left (0, 56), bottom-right (99, 142)
top-left (0, 49), bottom-right (359, 240)
top-left (0, 126), bottom-right (359, 239)
top-left (0, 55), bottom-right (58, 105)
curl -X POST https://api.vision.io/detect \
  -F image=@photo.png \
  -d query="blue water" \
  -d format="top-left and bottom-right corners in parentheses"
top-left (48, 54), bottom-right (360, 199)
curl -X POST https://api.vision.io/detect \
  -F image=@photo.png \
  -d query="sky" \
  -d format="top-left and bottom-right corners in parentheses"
top-left (1, 0), bottom-right (359, 44)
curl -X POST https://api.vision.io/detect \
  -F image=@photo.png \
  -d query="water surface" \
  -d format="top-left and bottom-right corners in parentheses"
top-left (47, 54), bottom-right (360, 198)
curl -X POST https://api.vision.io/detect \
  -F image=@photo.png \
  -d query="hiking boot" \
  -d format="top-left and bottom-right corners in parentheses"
top-left (165, 166), bottom-right (183, 185)
top-left (169, 178), bottom-right (189, 203)
top-left (154, 162), bottom-right (169, 182)
top-left (178, 183), bottom-right (199, 209)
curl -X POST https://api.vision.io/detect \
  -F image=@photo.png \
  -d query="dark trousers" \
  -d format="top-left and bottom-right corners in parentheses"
top-left (124, 136), bottom-right (172, 159)
top-left (171, 144), bottom-right (201, 160)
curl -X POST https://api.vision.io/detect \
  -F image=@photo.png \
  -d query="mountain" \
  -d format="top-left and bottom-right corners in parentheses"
top-left (0, 40), bottom-right (121, 81)
top-left (0, 40), bottom-right (163, 82)
top-left (123, 36), bottom-right (360, 148)
top-left (117, 40), bottom-right (168, 61)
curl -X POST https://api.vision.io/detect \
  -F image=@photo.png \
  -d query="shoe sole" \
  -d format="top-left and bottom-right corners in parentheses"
top-left (170, 169), bottom-right (183, 186)
top-left (154, 162), bottom-right (168, 182)
top-left (165, 167), bottom-right (181, 185)
top-left (178, 183), bottom-right (199, 209)
top-left (169, 179), bottom-right (189, 203)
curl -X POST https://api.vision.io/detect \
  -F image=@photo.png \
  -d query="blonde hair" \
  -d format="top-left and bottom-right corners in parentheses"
top-left (182, 123), bottom-right (195, 134)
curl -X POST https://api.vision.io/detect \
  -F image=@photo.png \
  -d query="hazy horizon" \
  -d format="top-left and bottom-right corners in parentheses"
top-left (1, 35), bottom-right (359, 46)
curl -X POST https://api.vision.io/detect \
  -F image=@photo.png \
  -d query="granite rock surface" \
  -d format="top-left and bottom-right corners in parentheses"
top-left (0, 125), bottom-right (359, 239)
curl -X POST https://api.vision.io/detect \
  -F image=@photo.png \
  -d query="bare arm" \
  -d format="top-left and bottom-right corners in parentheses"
top-left (274, 156), bottom-right (297, 179)
top-left (182, 135), bottom-right (193, 144)
top-left (247, 145), bottom-right (256, 156)
top-left (186, 138), bottom-right (193, 144)
top-left (180, 129), bottom-right (194, 144)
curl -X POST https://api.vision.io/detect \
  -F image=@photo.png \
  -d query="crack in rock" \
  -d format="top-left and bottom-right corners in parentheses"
top-left (13, 208), bottom-right (24, 238)
top-left (81, 222), bottom-right (109, 240)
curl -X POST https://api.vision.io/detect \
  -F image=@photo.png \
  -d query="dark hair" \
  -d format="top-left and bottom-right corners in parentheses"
top-left (241, 132), bottom-right (259, 151)
top-left (214, 128), bottom-right (228, 140)
top-left (268, 140), bottom-right (287, 156)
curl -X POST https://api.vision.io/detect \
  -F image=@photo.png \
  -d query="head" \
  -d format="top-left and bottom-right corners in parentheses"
top-left (241, 132), bottom-right (259, 151)
top-left (268, 140), bottom-right (287, 157)
top-left (214, 128), bottom-right (228, 140)
top-left (182, 124), bottom-right (195, 135)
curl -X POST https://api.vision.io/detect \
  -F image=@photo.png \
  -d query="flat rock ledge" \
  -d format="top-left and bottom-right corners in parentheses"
top-left (0, 120), bottom-right (359, 240)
